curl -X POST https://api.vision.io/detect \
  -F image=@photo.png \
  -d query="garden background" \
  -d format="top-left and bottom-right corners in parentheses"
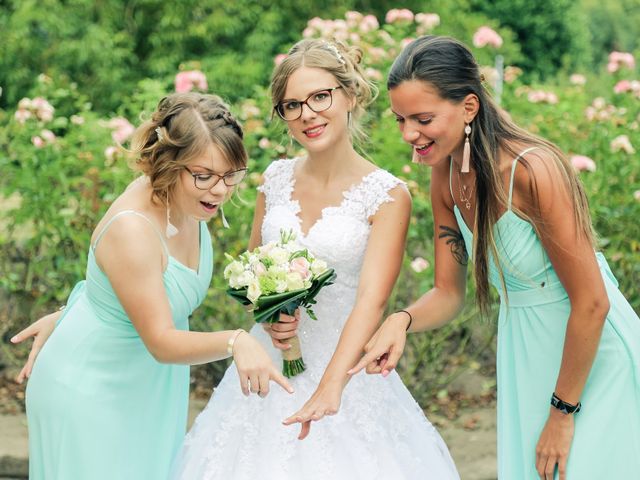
top-left (1, 0), bottom-right (639, 463)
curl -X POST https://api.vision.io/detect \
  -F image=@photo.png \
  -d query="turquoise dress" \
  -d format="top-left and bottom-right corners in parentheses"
top-left (26, 210), bottom-right (213, 480)
top-left (451, 151), bottom-right (640, 479)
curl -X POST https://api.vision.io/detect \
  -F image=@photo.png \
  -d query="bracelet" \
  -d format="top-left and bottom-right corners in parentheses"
top-left (395, 310), bottom-right (413, 331)
top-left (550, 392), bottom-right (581, 415)
top-left (226, 329), bottom-right (246, 356)
top-left (58, 304), bottom-right (66, 311)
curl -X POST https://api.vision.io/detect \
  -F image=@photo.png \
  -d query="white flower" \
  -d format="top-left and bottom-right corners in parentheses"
top-left (247, 279), bottom-right (262, 303)
top-left (310, 259), bottom-right (328, 276)
top-left (268, 247), bottom-right (289, 266)
top-left (224, 260), bottom-right (245, 279)
top-left (286, 272), bottom-right (305, 291)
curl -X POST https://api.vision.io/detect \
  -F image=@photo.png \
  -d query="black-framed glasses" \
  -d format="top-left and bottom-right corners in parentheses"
top-left (183, 167), bottom-right (248, 190)
top-left (274, 86), bottom-right (343, 121)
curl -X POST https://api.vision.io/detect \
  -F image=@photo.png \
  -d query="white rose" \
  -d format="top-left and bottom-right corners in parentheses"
top-left (268, 247), bottom-right (289, 266)
top-left (286, 272), bottom-right (305, 291)
top-left (224, 260), bottom-right (245, 279)
top-left (310, 259), bottom-right (328, 276)
top-left (247, 279), bottom-right (262, 304)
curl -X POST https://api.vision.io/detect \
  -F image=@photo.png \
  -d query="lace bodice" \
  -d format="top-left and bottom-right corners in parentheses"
top-left (257, 158), bottom-right (405, 372)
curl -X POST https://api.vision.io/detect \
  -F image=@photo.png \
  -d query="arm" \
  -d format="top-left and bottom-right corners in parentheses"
top-left (349, 164), bottom-right (468, 375)
top-left (283, 184), bottom-right (411, 439)
top-left (516, 151), bottom-right (608, 480)
top-left (97, 215), bottom-right (292, 396)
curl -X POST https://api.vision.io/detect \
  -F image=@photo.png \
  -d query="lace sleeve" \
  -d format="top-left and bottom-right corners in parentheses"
top-left (256, 158), bottom-right (297, 211)
top-left (342, 169), bottom-right (407, 221)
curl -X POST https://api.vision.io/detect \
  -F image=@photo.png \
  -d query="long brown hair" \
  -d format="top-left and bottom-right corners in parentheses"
top-left (388, 36), bottom-right (595, 313)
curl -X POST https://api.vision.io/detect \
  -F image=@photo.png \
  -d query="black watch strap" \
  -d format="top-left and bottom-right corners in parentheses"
top-left (550, 392), bottom-right (581, 414)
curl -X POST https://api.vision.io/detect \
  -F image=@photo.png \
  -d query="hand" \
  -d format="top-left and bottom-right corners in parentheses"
top-left (282, 382), bottom-right (343, 440)
top-left (11, 311), bottom-right (59, 384)
top-left (347, 312), bottom-right (409, 377)
top-left (232, 331), bottom-right (294, 397)
top-left (262, 310), bottom-right (299, 351)
top-left (535, 409), bottom-right (575, 480)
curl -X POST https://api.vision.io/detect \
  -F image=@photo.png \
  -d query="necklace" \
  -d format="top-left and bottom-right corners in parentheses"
top-left (457, 171), bottom-right (475, 210)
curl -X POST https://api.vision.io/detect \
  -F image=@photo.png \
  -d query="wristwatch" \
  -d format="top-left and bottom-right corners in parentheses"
top-left (550, 392), bottom-right (581, 414)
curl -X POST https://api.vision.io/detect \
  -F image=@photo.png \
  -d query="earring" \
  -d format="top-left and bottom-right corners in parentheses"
top-left (166, 193), bottom-right (179, 238)
top-left (461, 123), bottom-right (471, 173)
top-left (347, 111), bottom-right (352, 128)
top-left (220, 205), bottom-right (230, 229)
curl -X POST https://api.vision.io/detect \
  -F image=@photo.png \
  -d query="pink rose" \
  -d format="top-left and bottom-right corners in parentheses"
top-left (410, 257), bottom-right (429, 273)
top-left (415, 13), bottom-right (440, 30)
top-left (175, 70), bottom-right (208, 93)
top-left (359, 14), bottom-right (379, 33)
top-left (570, 155), bottom-right (596, 172)
top-left (569, 74), bottom-right (586, 85)
top-left (614, 80), bottom-right (632, 94)
top-left (473, 26), bottom-right (503, 48)
top-left (274, 53), bottom-right (287, 66)
top-left (258, 138), bottom-right (271, 149)
top-left (108, 117), bottom-right (135, 144)
top-left (31, 136), bottom-right (44, 148)
top-left (14, 109), bottom-right (32, 123)
top-left (610, 135), bottom-right (635, 154)
top-left (402, 165), bottom-right (412, 174)
top-left (385, 8), bottom-right (414, 24)
top-left (290, 257), bottom-right (311, 281)
top-left (40, 129), bottom-right (56, 143)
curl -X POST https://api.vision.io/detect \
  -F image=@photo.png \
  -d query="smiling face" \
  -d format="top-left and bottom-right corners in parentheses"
top-left (281, 66), bottom-right (353, 154)
top-left (389, 80), bottom-right (471, 167)
top-left (172, 143), bottom-right (236, 221)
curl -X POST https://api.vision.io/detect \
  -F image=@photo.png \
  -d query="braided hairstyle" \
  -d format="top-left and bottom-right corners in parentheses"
top-left (131, 92), bottom-right (247, 203)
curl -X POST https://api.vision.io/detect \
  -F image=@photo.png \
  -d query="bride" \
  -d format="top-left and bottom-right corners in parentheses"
top-left (170, 39), bottom-right (459, 480)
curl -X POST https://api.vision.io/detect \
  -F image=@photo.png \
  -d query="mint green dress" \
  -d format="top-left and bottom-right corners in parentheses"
top-left (451, 150), bottom-right (640, 479)
top-left (26, 210), bottom-right (213, 480)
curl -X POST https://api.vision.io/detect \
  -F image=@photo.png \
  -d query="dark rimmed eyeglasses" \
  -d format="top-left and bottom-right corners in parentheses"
top-left (274, 86), bottom-right (343, 121)
top-left (183, 167), bottom-right (248, 190)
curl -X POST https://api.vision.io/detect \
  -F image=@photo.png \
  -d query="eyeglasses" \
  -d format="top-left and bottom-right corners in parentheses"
top-left (183, 167), bottom-right (248, 190)
top-left (274, 86), bottom-right (343, 121)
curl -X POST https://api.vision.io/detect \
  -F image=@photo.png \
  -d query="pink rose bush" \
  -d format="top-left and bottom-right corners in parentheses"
top-left (610, 135), bottom-right (635, 154)
top-left (175, 70), bottom-right (208, 93)
top-left (15, 97), bottom-right (55, 124)
top-left (607, 51), bottom-right (635, 73)
top-left (410, 257), bottom-right (430, 273)
top-left (106, 117), bottom-right (135, 144)
top-left (385, 9), bottom-right (414, 24)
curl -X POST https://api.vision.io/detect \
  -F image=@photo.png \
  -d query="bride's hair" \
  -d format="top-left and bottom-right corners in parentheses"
top-left (129, 92), bottom-right (247, 204)
top-left (270, 38), bottom-right (378, 146)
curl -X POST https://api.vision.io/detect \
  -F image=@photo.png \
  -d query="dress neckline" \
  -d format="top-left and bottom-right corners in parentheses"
top-left (287, 158), bottom-right (381, 238)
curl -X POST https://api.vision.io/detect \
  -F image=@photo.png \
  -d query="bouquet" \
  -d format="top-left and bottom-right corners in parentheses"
top-left (224, 230), bottom-right (336, 377)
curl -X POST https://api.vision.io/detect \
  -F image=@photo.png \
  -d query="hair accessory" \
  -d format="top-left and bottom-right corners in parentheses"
top-left (323, 42), bottom-right (346, 65)
top-left (165, 193), bottom-right (179, 238)
top-left (155, 126), bottom-right (163, 142)
top-left (461, 123), bottom-right (471, 173)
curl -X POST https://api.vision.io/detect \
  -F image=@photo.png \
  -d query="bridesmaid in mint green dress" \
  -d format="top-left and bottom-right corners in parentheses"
top-left (351, 36), bottom-right (640, 479)
top-left (13, 93), bottom-right (292, 480)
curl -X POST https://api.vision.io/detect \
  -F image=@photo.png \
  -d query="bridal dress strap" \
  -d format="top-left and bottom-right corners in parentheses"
top-left (507, 147), bottom-right (538, 210)
top-left (257, 158), bottom-right (297, 210)
top-left (342, 169), bottom-right (406, 221)
top-left (92, 209), bottom-right (170, 258)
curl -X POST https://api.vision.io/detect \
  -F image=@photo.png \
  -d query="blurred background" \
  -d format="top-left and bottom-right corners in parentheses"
top-left (1, 2), bottom-right (639, 474)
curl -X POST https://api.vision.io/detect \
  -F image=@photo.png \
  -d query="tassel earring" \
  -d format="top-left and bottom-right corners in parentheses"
top-left (165, 194), bottom-right (179, 238)
top-left (220, 205), bottom-right (230, 229)
top-left (461, 123), bottom-right (471, 173)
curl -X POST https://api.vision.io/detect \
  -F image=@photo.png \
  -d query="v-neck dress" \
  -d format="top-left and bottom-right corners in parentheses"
top-left (450, 152), bottom-right (640, 479)
top-left (26, 210), bottom-right (213, 480)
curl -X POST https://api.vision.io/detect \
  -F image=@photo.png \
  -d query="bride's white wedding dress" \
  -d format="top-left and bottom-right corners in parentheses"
top-left (170, 158), bottom-right (460, 480)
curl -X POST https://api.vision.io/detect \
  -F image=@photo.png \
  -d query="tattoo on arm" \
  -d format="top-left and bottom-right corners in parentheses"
top-left (438, 225), bottom-right (468, 265)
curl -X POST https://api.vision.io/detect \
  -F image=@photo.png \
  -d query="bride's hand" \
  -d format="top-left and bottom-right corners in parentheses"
top-left (347, 312), bottom-right (409, 377)
top-left (232, 331), bottom-right (294, 397)
top-left (11, 311), bottom-right (60, 384)
top-left (262, 310), bottom-right (299, 351)
top-left (282, 382), bottom-right (343, 440)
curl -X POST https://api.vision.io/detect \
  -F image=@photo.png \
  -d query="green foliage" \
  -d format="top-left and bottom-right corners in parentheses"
top-left (2, 4), bottom-right (639, 405)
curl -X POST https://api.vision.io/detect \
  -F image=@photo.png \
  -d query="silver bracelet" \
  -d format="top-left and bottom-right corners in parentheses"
top-left (226, 329), bottom-right (246, 355)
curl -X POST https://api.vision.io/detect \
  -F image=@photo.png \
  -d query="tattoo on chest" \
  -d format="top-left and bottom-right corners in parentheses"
top-left (438, 225), bottom-right (468, 265)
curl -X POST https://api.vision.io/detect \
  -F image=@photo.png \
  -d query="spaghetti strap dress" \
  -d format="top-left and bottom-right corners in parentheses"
top-left (451, 149), bottom-right (640, 479)
top-left (26, 210), bottom-right (213, 480)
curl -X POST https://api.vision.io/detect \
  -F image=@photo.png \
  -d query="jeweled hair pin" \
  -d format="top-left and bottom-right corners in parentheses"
top-left (323, 42), bottom-right (346, 65)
